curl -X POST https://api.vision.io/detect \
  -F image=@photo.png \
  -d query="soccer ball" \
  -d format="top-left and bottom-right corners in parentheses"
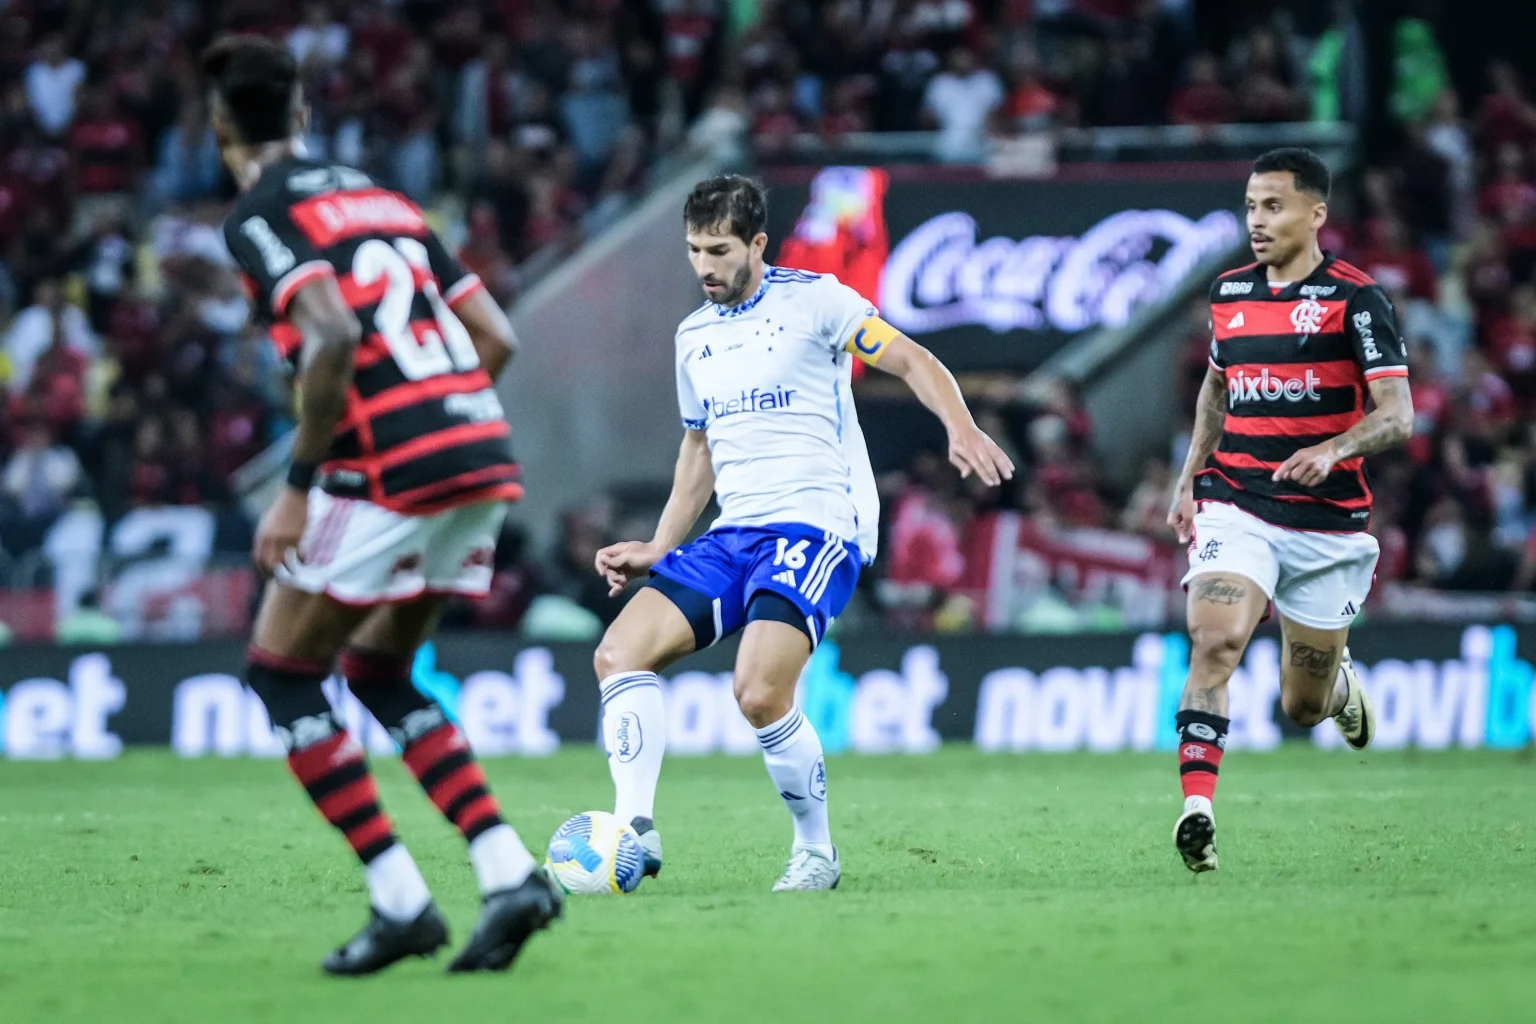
top-left (545, 811), bottom-right (646, 895)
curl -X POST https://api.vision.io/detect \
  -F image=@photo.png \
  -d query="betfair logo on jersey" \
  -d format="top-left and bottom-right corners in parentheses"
top-left (1227, 368), bottom-right (1322, 407)
top-left (704, 386), bottom-right (797, 420)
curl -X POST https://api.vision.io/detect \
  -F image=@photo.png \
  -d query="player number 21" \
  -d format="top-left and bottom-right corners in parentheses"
top-left (773, 538), bottom-right (810, 570)
top-left (352, 237), bottom-right (480, 380)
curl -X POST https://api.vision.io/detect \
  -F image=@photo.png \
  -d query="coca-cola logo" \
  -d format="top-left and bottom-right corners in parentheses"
top-left (878, 208), bottom-right (1241, 336)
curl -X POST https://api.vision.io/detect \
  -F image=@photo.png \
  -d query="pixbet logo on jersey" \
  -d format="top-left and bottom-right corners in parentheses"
top-left (1227, 368), bottom-right (1323, 407)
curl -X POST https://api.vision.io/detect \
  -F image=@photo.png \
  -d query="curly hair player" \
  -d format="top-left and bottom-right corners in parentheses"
top-left (204, 34), bottom-right (560, 974)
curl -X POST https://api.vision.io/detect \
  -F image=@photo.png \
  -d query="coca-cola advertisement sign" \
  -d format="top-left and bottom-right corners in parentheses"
top-left (769, 165), bottom-right (1247, 370)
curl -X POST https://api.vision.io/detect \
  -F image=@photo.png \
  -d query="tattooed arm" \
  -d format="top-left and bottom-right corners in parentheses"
top-left (1333, 376), bottom-right (1414, 458)
top-left (1168, 365), bottom-right (1228, 543)
top-left (1272, 376), bottom-right (1414, 487)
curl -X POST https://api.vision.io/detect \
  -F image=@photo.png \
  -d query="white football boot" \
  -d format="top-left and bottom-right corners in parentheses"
top-left (772, 846), bottom-right (841, 891)
top-left (1332, 647), bottom-right (1374, 750)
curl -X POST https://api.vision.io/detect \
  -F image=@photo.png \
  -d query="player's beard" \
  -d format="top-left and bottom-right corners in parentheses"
top-left (717, 262), bottom-right (754, 306)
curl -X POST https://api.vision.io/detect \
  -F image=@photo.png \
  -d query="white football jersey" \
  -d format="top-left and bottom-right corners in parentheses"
top-left (675, 266), bottom-right (883, 561)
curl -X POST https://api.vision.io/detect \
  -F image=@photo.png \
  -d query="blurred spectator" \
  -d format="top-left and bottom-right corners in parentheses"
top-left (1005, 47), bottom-right (1059, 132)
top-left (68, 86), bottom-right (144, 204)
top-left (921, 46), bottom-right (1003, 162)
top-left (547, 506), bottom-right (625, 626)
top-left (288, 2), bottom-right (350, 69)
top-left (1477, 62), bottom-right (1536, 150)
top-left (457, 201), bottom-right (518, 306)
top-left (1234, 28), bottom-right (1297, 123)
top-left (877, 25), bottom-right (940, 132)
top-left (150, 100), bottom-right (224, 208)
top-left (1488, 285), bottom-right (1536, 406)
top-left (1169, 52), bottom-right (1237, 126)
top-left (1120, 457), bottom-right (1175, 539)
top-left (24, 33), bottom-right (85, 138)
top-left (1389, 13), bottom-right (1448, 125)
top-left (1357, 218), bottom-right (1439, 303)
top-left (1425, 91), bottom-right (1476, 238)
top-left (886, 451), bottom-right (966, 593)
top-left (3, 279), bottom-right (97, 393)
top-left (0, 418), bottom-right (81, 555)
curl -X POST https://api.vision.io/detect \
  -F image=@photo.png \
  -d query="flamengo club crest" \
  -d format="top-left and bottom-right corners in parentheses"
top-left (1290, 298), bottom-right (1326, 334)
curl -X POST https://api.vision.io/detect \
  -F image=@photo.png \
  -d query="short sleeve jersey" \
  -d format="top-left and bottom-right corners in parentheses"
top-left (222, 156), bottom-right (521, 514)
top-left (674, 266), bottom-right (895, 560)
top-left (1201, 253), bottom-right (1408, 531)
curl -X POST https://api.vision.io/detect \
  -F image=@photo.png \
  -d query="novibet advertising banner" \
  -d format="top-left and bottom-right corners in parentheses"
top-left (0, 624), bottom-right (1531, 758)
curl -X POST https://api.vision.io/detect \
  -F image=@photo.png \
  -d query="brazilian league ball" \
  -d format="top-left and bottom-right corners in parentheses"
top-left (546, 811), bottom-right (646, 894)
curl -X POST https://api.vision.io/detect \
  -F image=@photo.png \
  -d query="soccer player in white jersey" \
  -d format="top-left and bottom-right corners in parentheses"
top-left (589, 176), bottom-right (1014, 891)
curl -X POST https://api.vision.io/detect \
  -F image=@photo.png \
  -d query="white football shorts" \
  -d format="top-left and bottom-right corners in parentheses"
top-left (276, 490), bottom-right (506, 605)
top-left (1181, 500), bottom-right (1379, 630)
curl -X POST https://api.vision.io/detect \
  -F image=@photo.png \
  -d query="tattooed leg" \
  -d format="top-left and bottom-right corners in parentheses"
top-left (1174, 574), bottom-right (1268, 865)
top-left (1180, 574), bottom-right (1269, 715)
top-left (1278, 617), bottom-right (1352, 727)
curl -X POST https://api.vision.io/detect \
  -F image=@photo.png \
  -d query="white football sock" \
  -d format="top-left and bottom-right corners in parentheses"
top-left (756, 707), bottom-right (832, 856)
top-left (467, 823), bottom-right (537, 894)
top-left (364, 843), bottom-right (432, 922)
top-left (600, 671), bottom-right (667, 823)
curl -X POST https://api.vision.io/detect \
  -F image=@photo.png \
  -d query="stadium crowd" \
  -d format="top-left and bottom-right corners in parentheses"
top-left (0, 0), bottom-right (1533, 637)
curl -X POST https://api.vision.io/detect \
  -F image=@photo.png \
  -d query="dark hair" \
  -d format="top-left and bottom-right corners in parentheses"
top-left (684, 175), bottom-right (767, 243)
top-left (200, 34), bottom-right (298, 144)
top-left (1252, 147), bottom-right (1330, 200)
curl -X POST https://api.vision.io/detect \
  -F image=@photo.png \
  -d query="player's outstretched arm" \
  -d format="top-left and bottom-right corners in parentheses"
top-left (595, 429), bottom-right (716, 596)
top-left (1271, 375), bottom-right (1413, 487)
top-left (1168, 365), bottom-right (1228, 543)
top-left (873, 334), bottom-right (1015, 487)
top-left (454, 287), bottom-right (520, 381)
top-left (255, 276), bottom-right (362, 573)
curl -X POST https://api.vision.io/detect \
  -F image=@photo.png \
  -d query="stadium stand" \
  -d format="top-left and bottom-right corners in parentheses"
top-left (1, 0), bottom-right (1534, 638)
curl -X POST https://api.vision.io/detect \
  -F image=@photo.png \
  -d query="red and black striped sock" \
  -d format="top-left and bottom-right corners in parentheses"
top-left (287, 722), bottom-right (399, 864)
top-left (1176, 709), bottom-right (1229, 804)
top-left (338, 647), bottom-right (506, 844)
top-left (401, 722), bottom-right (505, 842)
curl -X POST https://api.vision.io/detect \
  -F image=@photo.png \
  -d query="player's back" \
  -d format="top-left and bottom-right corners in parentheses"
top-left (674, 267), bottom-right (879, 559)
top-left (224, 157), bottom-right (520, 515)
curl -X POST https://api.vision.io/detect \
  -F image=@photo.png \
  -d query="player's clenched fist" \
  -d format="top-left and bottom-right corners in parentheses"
top-left (948, 424), bottom-right (1015, 487)
top-left (595, 541), bottom-right (664, 597)
top-left (1166, 487), bottom-right (1196, 544)
top-left (254, 486), bottom-right (309, 574)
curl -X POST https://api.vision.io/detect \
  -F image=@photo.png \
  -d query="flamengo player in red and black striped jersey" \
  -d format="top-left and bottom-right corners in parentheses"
top-left (1164, 148), bottom-right (1414, 874)
top-left (203, 35), bottom-right (560, 976)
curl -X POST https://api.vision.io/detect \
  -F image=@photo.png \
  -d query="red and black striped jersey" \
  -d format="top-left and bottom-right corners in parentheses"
top-left (1199, 253), bottom-right (1408, 532)
top-left (222, 157), bottom-right (520, 516)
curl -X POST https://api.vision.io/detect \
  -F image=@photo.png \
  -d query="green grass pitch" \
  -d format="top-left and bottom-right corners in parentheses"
top-left (2, 746), bottom-right (1534, 1023)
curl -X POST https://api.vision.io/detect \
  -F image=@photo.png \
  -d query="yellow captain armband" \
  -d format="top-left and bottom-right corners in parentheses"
top-left (843, 315), bottom-right (900, 365)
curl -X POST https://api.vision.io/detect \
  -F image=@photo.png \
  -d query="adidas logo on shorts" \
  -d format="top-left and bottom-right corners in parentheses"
top-left (772, 569), bottom-right (797, 587)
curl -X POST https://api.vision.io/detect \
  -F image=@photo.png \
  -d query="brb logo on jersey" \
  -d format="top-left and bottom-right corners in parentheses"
top-left (1227, 368), bottom-right (1323, 407)
top-left (1290, 299), bottom-right (1326, 334)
